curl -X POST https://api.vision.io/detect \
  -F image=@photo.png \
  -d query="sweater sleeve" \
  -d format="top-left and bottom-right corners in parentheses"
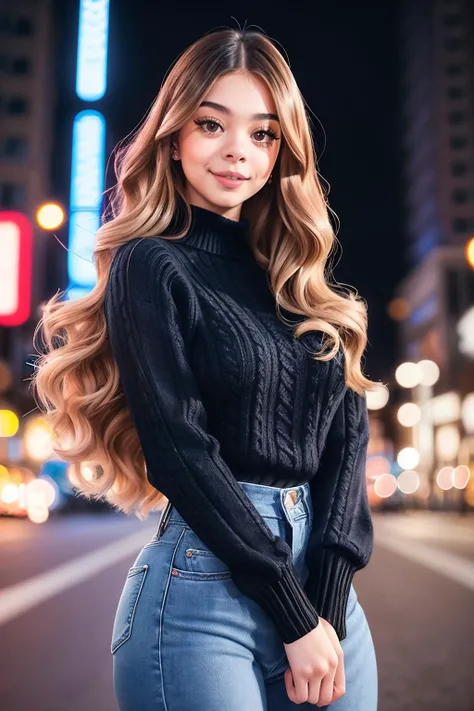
top-left (104, 237), bottom-right (320, 644)
top-left (303, 379), bottom-right (374, 642)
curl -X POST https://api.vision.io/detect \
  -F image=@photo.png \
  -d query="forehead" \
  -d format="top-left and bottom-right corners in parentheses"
top-left (201, 73), bottom-right (279, 120)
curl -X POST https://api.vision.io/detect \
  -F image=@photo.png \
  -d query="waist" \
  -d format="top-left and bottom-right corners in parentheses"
top-left (165, 479), bottom-right (312, 528)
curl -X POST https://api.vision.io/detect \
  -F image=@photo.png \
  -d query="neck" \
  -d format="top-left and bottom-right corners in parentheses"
top-left (178, 204), bottom-right (253, 261)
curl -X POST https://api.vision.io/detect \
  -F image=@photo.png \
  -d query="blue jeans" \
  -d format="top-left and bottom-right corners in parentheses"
top-left (111, 481), bottom-right (378, 710)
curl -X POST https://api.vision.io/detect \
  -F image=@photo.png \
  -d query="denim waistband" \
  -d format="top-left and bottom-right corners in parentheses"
top-left (165, 480), bottom-right (312, 528)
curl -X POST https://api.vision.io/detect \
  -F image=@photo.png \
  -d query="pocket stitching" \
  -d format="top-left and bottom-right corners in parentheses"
top-left (111, 564), bottom-right (149, 654)
top-left (186, 547), bottom-right (219, 557)
top-left (171, 566), bottom-right (232, 581)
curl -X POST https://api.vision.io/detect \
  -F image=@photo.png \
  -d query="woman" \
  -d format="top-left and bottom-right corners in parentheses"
top-left (32, 27), bottom-right (378, 710)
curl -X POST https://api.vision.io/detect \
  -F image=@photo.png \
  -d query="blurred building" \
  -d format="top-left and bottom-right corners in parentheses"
top-left (395, 0), bottom-right (474, 505)
top-left (397, 0), bottom-right (474, 380)
top-left (0, 0), bottom-right (56, 390)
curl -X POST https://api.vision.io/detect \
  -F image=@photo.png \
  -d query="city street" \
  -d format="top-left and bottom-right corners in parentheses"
top-left (1, 2), bottom-right (473, 710)
top-left (0, 509), bottom-right (473, 711)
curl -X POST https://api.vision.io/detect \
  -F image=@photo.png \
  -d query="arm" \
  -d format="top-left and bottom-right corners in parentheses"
top-left (303, 380), bottom-right (374, 642)
top-left (104, 237), bottom-right (320, 644)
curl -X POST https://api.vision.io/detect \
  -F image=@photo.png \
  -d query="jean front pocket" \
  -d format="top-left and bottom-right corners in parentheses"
top-left (111, 564), bottom-right (148, 654)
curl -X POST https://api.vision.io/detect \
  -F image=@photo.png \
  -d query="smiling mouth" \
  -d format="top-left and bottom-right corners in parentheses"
top-left (210, 171), bottom-right (249, 181)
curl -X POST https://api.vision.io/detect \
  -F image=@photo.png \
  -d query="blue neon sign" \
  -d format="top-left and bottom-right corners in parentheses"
top-left (67, 110), bottom-right (106, 291)
top-left (76, 0), bottom-right (110, 102)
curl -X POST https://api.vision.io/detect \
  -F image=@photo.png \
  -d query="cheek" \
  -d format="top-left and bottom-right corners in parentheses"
top-left (182, 136), bottom-right (215, 165)
top-left (253, 147), bottom-right (278, 176)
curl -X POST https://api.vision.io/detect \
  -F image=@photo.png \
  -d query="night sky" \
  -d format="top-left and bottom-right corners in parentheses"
top-left (53, 0), bottom-right (406, 382)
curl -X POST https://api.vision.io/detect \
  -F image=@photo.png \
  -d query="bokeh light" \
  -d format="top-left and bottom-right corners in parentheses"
top-left (1, 483), bottom-right (19, 504)
top-left (461, 393), bottom-right (474, 433)
top-left (374, 473), bottom-right (397, 498)
top-left (437, 466), bottom-right (454, 491)
top-left (418, 359), bottom-right (440, 387)
top-left (452, 465), bottom-right (470, 490)
top-left (435, 425), bottom-right (460, 461)
top-left (395, 362), bottom-right (421, 388)
top-left (387, 298), bottom-right (410, 321)
top-left (397, 402), bottom-right (421, 427)
top-left (397, 447), bottom-right (420, 469)
top-left (36, 203), bottom-right (65, 230)
top-left (0, 409), bottom-right (20, 437)
top-left (366, 383), bottom-right (389, 410)
top-left (26, 478), bottom-right (56, 509)
top-left (24, 416), bottom-right (55, 461)
top-left (397, 470), bottom-right (420, 494)
top-left (466, 236), bottom-right (474, 269)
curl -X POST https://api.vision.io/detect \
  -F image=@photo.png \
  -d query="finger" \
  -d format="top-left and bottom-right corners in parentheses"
top-left (313, 667), bottom-right (336, 707)
top-left (293, 672), bottom-right (310, 705)
top-left (319, 620), bottom-right (346, 701)
top-left (322, 625), bottom-right (345, 701)
top-left (332, 654), bottom-right (346, 700)
top-left (284, 668), bottom-right (298, 704)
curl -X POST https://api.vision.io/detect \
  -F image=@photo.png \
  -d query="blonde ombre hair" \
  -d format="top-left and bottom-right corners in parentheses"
top-left (32, 28), bottom-right (377, 519)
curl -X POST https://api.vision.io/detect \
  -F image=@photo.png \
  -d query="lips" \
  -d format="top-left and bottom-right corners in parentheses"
top-left (211, 172), bottom-right (248, 180)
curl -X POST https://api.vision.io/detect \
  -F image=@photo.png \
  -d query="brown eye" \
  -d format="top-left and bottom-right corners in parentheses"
top-left (194, 118), bottom-right (223, 134)
top-left (194, 117), bottom-right (280, 146)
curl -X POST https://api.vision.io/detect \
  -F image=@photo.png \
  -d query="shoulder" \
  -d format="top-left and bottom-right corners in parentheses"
top-left (110, 236), bottom-right (179, 276)
top-left (108, 236), bottom-right (188, 295)
top-left (106, 236), bottom-right (197, 328)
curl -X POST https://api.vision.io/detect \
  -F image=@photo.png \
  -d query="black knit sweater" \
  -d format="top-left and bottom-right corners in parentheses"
top-left (104, 204), bottom-right (374, 644)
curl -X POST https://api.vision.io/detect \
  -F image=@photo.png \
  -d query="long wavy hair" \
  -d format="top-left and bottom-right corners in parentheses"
top-left (31, 27), bottom-right (377, 519)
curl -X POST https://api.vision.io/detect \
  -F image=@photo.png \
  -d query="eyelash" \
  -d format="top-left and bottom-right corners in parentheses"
top-left (194, 117), bottom-right (281, 146)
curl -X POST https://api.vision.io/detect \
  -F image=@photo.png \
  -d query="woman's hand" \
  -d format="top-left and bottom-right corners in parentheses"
top-left (283, 617), bottom-right (346, 706)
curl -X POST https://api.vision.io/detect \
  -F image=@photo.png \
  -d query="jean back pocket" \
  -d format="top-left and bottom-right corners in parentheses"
top-left (111, 564), bottom-right (148, 654)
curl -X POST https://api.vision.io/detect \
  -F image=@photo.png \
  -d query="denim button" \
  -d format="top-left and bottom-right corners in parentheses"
top-left (284, 490), bottom-right (297, 510)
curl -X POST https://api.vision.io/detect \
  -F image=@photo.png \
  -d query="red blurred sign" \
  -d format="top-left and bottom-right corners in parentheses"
top-left (0, 211), bottom-right (32, 326)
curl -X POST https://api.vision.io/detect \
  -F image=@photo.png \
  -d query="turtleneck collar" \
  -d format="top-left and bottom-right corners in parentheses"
top-left (178, 204), bottom-right (253, 261)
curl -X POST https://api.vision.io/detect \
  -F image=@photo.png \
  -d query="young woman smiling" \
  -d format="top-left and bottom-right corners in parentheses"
top-left (33, 26), bottom-right (378, 711)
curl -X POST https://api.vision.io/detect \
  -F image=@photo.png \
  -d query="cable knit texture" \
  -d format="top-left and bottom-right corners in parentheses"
top-left (104, 204), bottom-right (374, 644)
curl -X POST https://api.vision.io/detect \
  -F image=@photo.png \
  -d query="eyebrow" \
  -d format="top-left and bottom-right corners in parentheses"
top-left (199, 100), bottom-right (279, 122)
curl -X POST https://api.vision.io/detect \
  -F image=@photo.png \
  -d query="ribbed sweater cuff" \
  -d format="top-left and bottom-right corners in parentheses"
top-left (249, 562), bottom-right (320, 644)
top-left (304, 548), bottom-right (356, 642)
